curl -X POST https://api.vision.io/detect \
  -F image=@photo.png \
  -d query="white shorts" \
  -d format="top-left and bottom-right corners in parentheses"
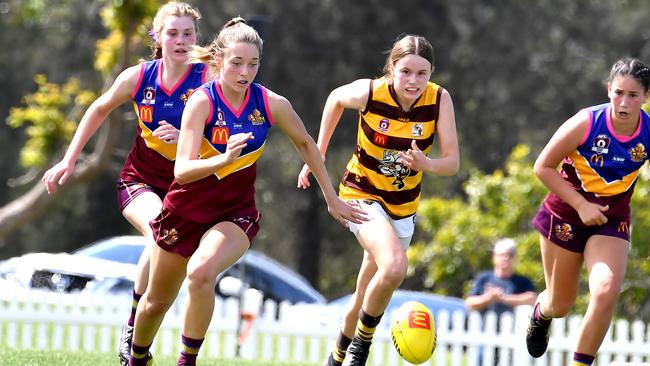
top-left (347, 200), bottom-right (415, 249)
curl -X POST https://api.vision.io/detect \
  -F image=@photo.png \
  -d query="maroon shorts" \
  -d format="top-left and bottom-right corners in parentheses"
top-left (532, 204), bottom-right (630, 253)
top-left (117, 179), bottom-right (165, 211)
top-left (150, 206), bottom-right (261, 258)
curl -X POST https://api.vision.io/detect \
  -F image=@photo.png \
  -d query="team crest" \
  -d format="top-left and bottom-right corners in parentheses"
top-left (142, 87), bottom-right (156, 105)
top-left (554, 223), bottom-right (574, 242)
top-left (378, 119), bottom-right (390, 133)
top-left (248, 109), bottom-right (265, 125)
top-left (215, 110), bottom-right (227, 127)
top-left (412, 123), bottom-right (423, 137)
top-left (161, 228), bottom-right (178, 245)
top-left (180, 88), bottom-right (195, 105)
top-left (378, 149), bottom-right (410, 190)
top-left (629, 143), bottom-right (647, 163)
top-left (591, 135), bottom-right (610, 154)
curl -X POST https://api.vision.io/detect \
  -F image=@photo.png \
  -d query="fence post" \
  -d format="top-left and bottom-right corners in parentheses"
top-left (513, 305), bottom-right (532, 366)
top-left (3, 289), bottom-right (650, 365)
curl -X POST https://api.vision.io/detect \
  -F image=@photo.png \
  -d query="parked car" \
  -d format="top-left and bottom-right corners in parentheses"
top-left (292, 289), bottom-right (467, 329)
top-left (0, 236), bottom-right (325, 304)
top-left (330, 289), bottom-right (468, 319)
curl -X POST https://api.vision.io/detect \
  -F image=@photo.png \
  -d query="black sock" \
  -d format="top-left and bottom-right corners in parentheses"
top-left (330, 331), bottom-right (352, 364)
top-left (355, 309), bottom-right (383, 343)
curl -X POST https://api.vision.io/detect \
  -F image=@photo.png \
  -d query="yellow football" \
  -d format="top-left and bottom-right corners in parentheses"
top-left (391, 301), bottom-right (436, 364)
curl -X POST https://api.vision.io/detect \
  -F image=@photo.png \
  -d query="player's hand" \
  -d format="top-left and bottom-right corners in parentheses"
top-left (42, 159), bottom-right (76, 195)
top-left (327, 198), bottom-right (368, 228)
top-left (222, 132), bottom-right (254, 164)
top-left (576, 201), bottom-right (609, 226)
top-left (152, 120), bottom-right (179, 144)
top-left (297, 164), bottom-right (311, 189)
top-left (398, 140), bottom-right (430, 171)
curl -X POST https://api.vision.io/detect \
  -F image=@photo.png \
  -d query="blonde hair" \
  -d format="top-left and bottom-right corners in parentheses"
top-left (382, 34), bottom-right (434, 79)
top-left (188, 17), bottom-right (263, 76)
top-left (149, 2), bottom-right (201, 59)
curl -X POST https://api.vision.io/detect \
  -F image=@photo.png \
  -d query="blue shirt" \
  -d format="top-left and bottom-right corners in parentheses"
top-left (469, 270), bottom-right (535, 316)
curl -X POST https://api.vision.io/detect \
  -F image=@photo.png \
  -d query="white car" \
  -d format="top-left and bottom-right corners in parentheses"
top-left (0, 236), bottom-right (325, 304)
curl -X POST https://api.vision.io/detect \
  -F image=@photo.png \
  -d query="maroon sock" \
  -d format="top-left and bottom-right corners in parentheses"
top-left (573, 352), bottom-right (595, 365)
top-left (128, 290), bottom-right (143, 327)
top-left (177, 334), bottom-right (204, 366)
top-left (129, 342), bottom-right (151, 365)
top-left (534, 303), bottom-right (552, 325)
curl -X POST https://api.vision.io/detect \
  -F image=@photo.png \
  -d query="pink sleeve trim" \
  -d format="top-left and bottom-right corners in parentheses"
top-left (261, 86), bottom-right (274, 125)
top-left (198, 88), bottom-right (214, 126)
top-left (579, 108), bottom-right (592, 146)
top-left (131, 63), bottom-right (146, 99)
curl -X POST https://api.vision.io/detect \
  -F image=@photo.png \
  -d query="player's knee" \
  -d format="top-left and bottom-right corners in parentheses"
top-left (141, 295), bottom-right (174, 316)
top-left (186, 268), bottom-right (217, 294)
top-left (590, 276), bottom-right (621, 309)
top-left (381, 259), bottom-right (407, 287)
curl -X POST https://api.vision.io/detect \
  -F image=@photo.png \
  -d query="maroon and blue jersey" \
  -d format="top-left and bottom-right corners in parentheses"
top-left (119, 59), bottom-right (208, 191)
top-left (544, 103), bottom-right (650, 223)
top-left (163, 80), bottom-right (274, 223)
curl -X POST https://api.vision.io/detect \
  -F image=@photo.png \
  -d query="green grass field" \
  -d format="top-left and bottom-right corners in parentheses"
top-left (0, 348), bottom-right (318, 366)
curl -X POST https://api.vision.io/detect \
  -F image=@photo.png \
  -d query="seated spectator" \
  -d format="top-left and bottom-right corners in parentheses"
top-left (465, 238), bottom-right (536, 316)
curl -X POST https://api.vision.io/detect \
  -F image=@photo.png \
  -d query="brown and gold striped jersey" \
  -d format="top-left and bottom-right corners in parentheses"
top-left (339, 78), bottom-right (444, 219)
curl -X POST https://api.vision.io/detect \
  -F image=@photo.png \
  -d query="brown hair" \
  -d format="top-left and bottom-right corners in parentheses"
top-left (149, 2), bottom-right (201, 59)
top-left (187, 17), bottom-right (263, 76)
top-left (609, 57), bottom-right (650, 92)
top-left (382, 34), bottom-right (434, 78)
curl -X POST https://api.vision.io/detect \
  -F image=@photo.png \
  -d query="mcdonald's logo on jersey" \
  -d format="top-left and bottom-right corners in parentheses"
top-left (211, 127), bottom-right (229, 144)
top-left (589, 154), bottom-right (604, 167)
top-left (373, 132), bottom-right (388, 147)
top-left (139, 105), bottom-right (154, 123)
top-left (408, 310), bottom-right (432, 330)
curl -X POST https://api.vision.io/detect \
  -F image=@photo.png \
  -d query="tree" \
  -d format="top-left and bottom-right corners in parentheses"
top-left (0, 1), bottom-right (161, 253)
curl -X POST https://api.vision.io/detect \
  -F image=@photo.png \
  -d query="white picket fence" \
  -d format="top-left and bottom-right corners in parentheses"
top-left (1, 287), bottom-right (649, 366)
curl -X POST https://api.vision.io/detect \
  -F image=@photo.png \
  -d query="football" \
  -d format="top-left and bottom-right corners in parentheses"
top-left (391, 301), bottom-right (436, 364)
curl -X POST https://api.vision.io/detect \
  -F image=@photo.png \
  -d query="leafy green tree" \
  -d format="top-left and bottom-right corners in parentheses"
top-left (409, 145), bottom-right (546, 296)
top-left (0, 0), bottom-right (161, 243)
top-left (7, 75), bottom-right (95, 168)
